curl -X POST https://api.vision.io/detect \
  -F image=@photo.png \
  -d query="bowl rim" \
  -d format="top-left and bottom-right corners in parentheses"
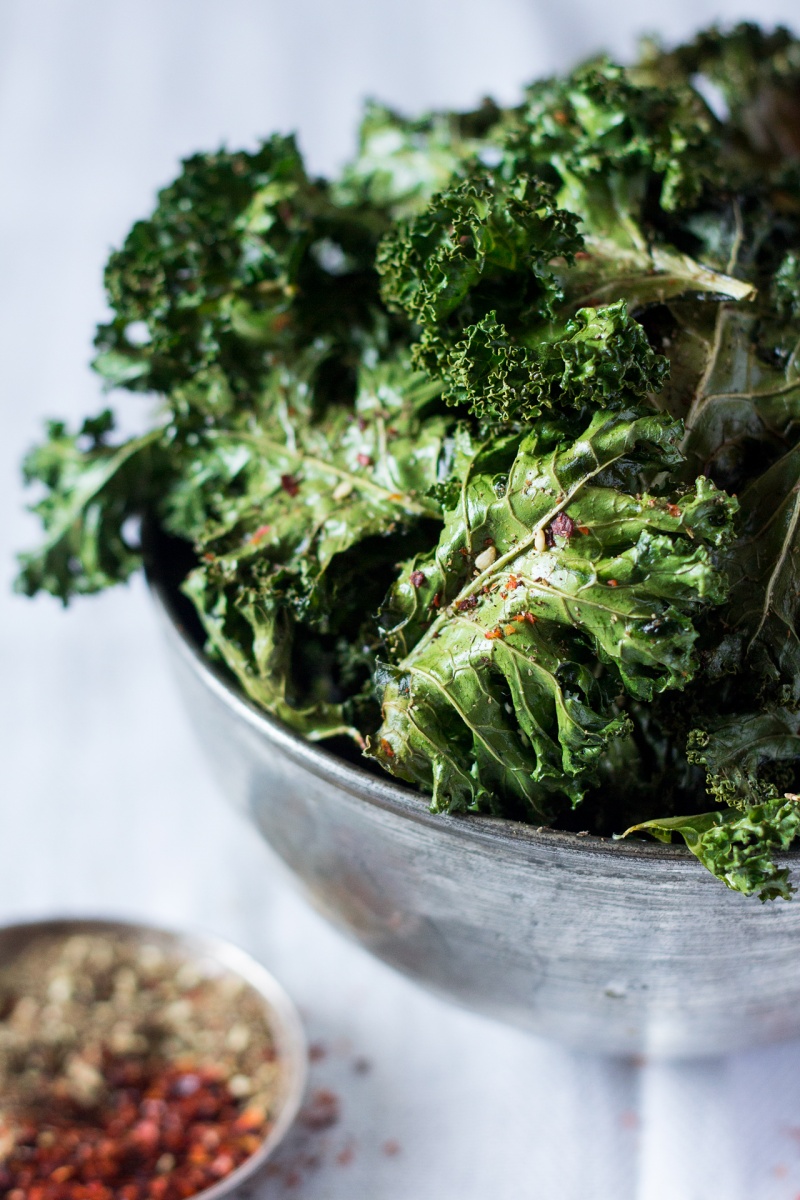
top-left (146, 560), bottom-right (800, 867)
top-left (0, 915), bottom-right (308, 1200)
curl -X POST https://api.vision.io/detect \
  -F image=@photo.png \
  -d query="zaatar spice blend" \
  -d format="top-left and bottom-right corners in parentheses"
top-left (0, 932), bottom-right (284, 1199)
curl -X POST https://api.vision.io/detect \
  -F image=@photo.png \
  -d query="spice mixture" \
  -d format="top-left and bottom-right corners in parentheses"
top-left (0, 932), bottom-right (284, 1199)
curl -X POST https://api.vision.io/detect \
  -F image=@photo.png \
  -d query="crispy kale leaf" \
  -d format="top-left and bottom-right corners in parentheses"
top-left (171, 352), bottom-right (449, 740)
top-left (639, 23), bottom-right (800, 169)
top-left (377, 172), bottom-right (673, 423)
top-left (624, 795), bottom-right (800, 901)
top-left (16, 413), bottom-right (167, 602)
top-left (334, 99), bottom-right (505, 218)
top-left (94, 135), bottom-right (388, 398)
top-left (368, 410), bottom-right (735, 817)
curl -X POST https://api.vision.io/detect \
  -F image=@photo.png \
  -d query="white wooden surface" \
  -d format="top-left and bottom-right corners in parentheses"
top-left (3, 4), bottom-right (800, 1197)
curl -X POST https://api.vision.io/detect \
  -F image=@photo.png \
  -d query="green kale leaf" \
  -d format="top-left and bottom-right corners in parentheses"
top-left (172, 352), bottom-right (450, 740)
top-left (368, 409), bottom-right (735, 817)
top-left (16, 413), bottom-right (167, 602)
top-left (93, 135), bottom-right (388, 399)
top-left (334, 99), bottom-right (505, 218)
top-left (624, 795), bottom-right (800, 901)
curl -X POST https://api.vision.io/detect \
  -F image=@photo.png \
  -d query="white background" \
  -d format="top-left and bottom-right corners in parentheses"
top-left (3, 3), bottom-right (800, 1197)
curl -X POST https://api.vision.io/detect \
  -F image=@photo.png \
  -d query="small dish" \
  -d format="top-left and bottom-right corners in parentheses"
top-left (0, 917), bottom-right (307, 1199)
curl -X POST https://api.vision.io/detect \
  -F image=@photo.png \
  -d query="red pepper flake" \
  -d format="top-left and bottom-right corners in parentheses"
top-left (577, 525), bottom-right (590, 535)
top-left (249, 524), bottom-right (271, 545)
top-left (430, 593), bottom-right (441, 609)
top-left (503, 624), bottom-right (517, 637)
top-left (514, 612), bottom-right (537, 625)
top-left (0, 1061), bottom-right (272, 1200)
top-left (455, 595), bottom-right (478, 611)
top-left (202, 552), bottom-right (215, 563)
top-left (300, 1089), bottom-right (341, 1131)
top-left (0, 935), bottom-right (281, 1200)
top-left (379, 738), bottom-right (395, 759)
top-left (280, 473), bottom-right (300, 497)
top-left (550, 512), bottom-right (575, 540)
top-left (272, 312), bottom-right (293, 334)
top-left (608, 579), bottom-right (618, 587)
top-left (666, 503), bottom-right (681, 518)
top-left (574, 250), bottom-right (592, 261)
top-left (485, 628), bottom-right (503, 640)
top-left (336, 1139), bottom-right (356, 1167)
top-left (356, 453), bottom-right (373, 467)
top-left (409, 570), bottom-right (426, 588)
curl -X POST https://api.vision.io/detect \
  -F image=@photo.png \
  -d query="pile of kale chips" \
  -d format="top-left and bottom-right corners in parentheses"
top-left (19, 24), bottom-right (800, 899)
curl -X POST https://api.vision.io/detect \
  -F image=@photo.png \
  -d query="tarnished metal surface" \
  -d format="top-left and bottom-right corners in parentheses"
top-left (150, 575), bottom-right (800, 1058)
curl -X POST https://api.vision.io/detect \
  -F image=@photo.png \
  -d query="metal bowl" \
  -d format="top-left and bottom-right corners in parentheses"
top-left (0, 917), bottom-right (307, 1199)
top-left (148, 568), bottom-right (800, 1059)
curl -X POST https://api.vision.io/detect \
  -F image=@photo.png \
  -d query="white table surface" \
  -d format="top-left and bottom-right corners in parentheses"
top-left (3, 3), bottom-right (800, 1197)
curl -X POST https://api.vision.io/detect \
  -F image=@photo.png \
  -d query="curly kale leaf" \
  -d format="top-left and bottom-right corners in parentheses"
top-left (720, 443), bottom-right (800, 698)
top-left (334, 99), bottom-right (505, 218)
top-left (377, 167), bottom-right (748, 428)
top-left (368, 409), bottom-right (736, 817)
top-left (94, 135), bottom-right (387, 398)
top-left (624, 796), bottom-right (800, 901)
top-left (640, 23), bottom-right (800, 170)
top-left (625, 708), bottom-right (800, 899)
top-left (377, 172), bottom-right (582, 334)
top-left (175, 353), bottom-right (450, 740)
top-left (441, 300), bottom-right (668, 422)
top-left (686, 709), bottom-right (800, 808)
top-left (16, 413), bottom-right (167, 602)
top-left (510, 57), bottom-right (719, 213)
top-left (503, 60), bottom-right (754, 311)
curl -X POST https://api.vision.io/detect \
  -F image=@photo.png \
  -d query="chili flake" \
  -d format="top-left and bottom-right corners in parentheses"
top-left (0, 934), bottom-right (283, 1200)
top-left (280, 473), bottom-right (300, 497)
top-left (249, 524), bottom-right (271, 545)
top-left (550, 512), bottom-right (575, 540)
top-left (485, 629), bottom-right (503, 640)
top-left (409, 570), bottom-right (426, 588)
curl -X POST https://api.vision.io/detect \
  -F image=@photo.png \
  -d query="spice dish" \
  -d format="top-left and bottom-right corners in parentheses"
top-left (151, 565), bottom-right (800, 1059)
top-left (0, 918), bottom-right (306, 1200)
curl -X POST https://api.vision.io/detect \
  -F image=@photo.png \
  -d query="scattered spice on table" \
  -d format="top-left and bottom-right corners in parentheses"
top-left (0, 932), bottom-right (284, 1199)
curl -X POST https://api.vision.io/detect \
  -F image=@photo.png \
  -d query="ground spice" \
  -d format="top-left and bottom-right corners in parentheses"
top-left (0, 933), bottom-right (284, 1199)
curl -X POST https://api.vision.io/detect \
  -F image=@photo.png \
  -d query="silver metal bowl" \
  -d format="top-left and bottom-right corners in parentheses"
top-left (149, 570), bottom-right (800, 1059)
top-left (0, 917), bottom-right (307, 1199)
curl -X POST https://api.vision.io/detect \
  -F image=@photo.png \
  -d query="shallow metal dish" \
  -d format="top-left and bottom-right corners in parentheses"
top-left (149, 566), bottom-right (800, 1058)
top-left (0, 917), bottom-right (307, 1199)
